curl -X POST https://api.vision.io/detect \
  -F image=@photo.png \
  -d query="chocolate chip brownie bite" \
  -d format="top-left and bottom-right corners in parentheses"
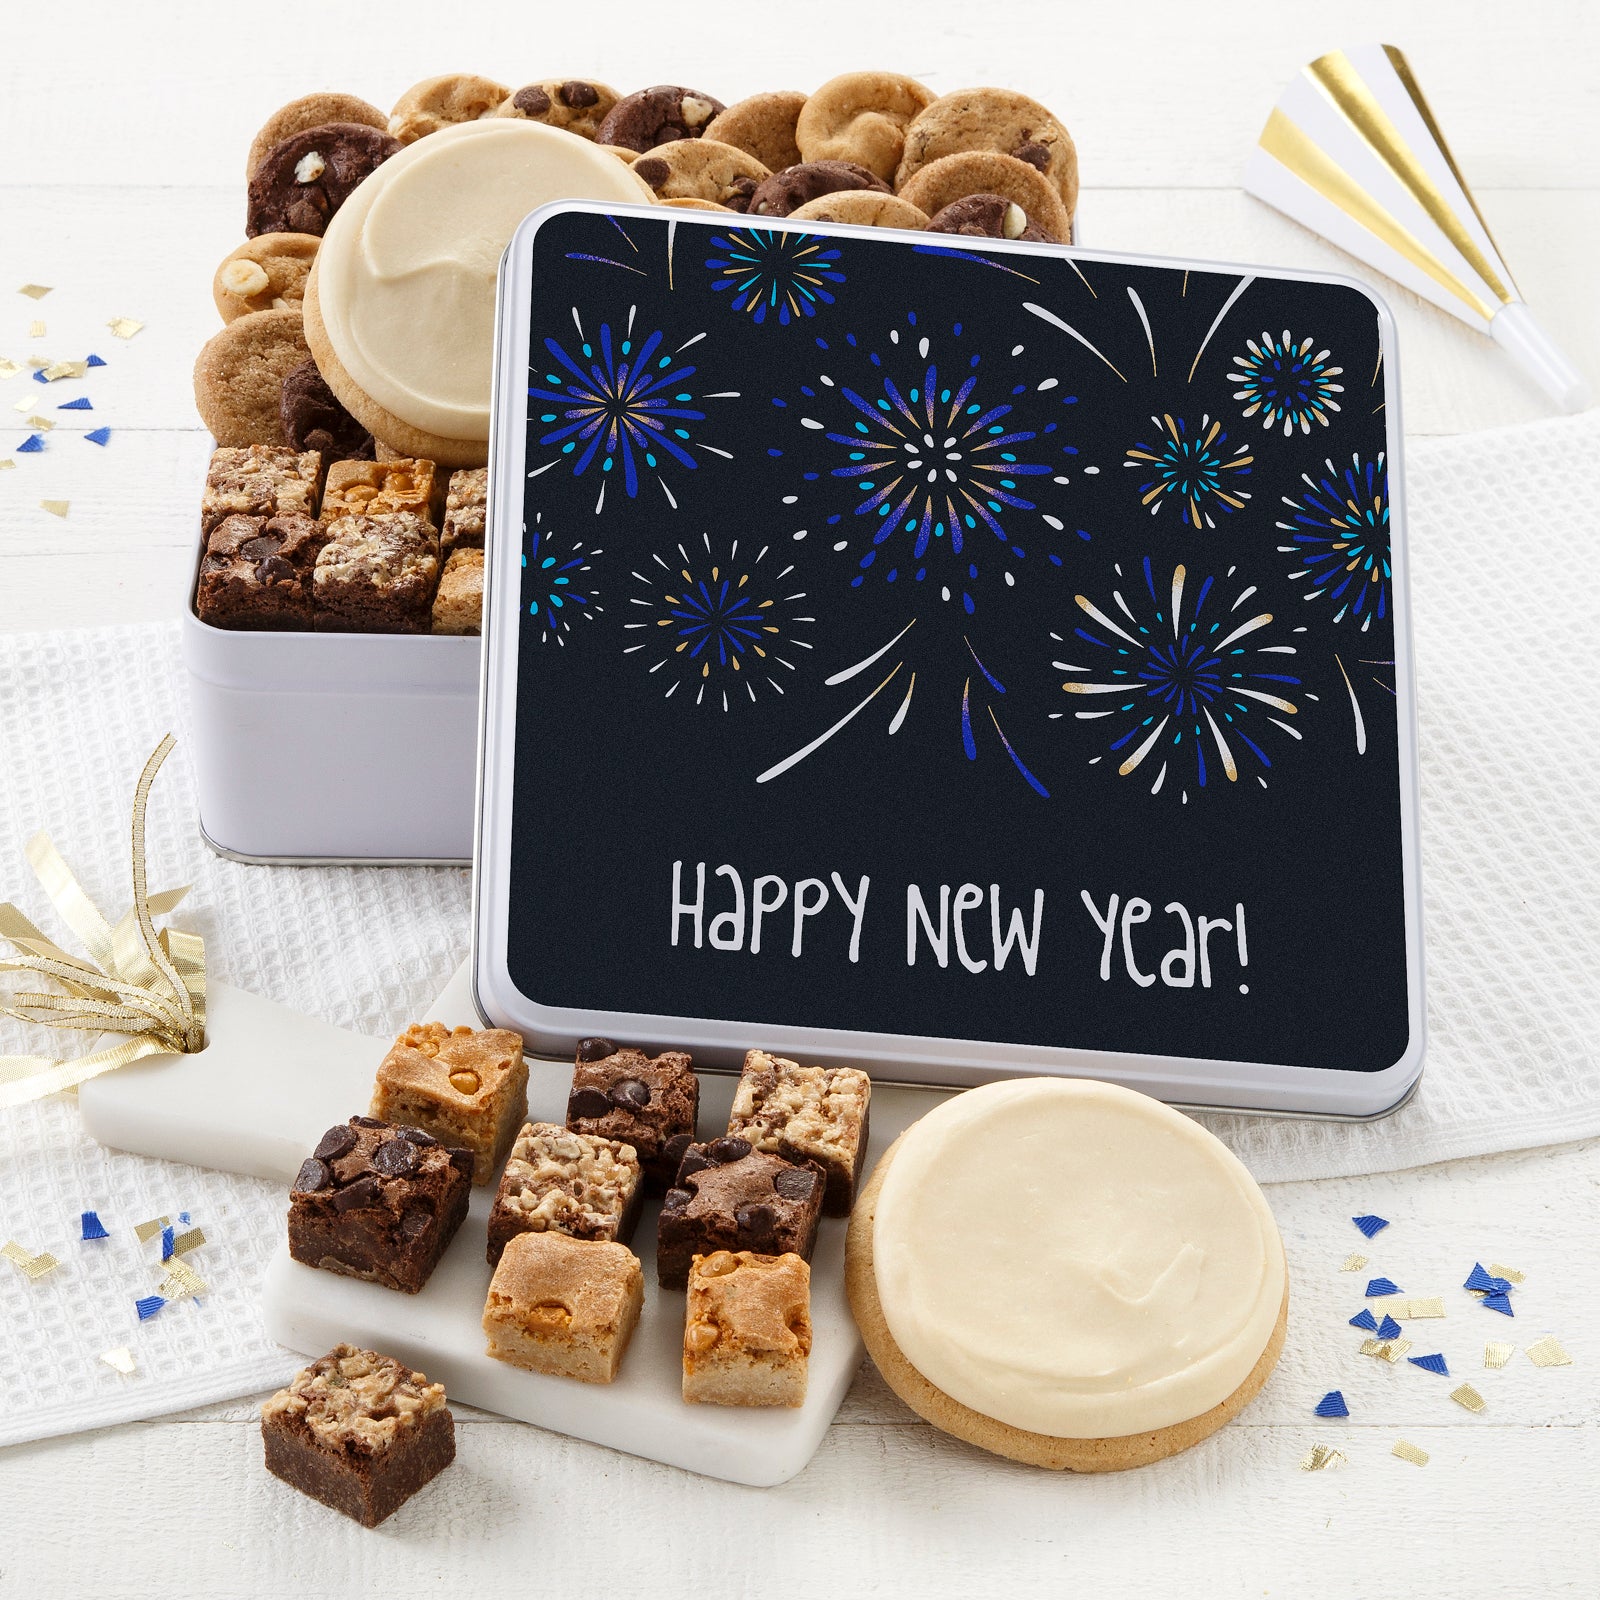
top-left (496, 79), bottom-right (619, 140)
top-left (596, 85), bottom-right (727, 152)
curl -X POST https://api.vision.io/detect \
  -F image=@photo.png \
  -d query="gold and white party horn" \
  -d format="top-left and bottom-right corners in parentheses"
top-left (1245, 42), bottom-right (1592, 412)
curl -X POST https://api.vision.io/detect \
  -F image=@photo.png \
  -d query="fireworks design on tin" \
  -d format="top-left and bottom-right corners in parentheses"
top-left (523, 515), bottom-right (601, 643)
top-left (705, 229), bottom-right (846, 326)
top-left (624, 532), bottom-right (815, 710)
top-left (526, 307), bottom-right (736, 513)
top-left (1277, 452), bottom-right (1391, 632)
top-left (775, 315), bottom-right (1079, 615)
top-left (1124, 414), bottom-right (1252, 529)
top-left (1050, 556), bottom-right (1302, 801)
top-left (1229, 330), bottom-right (1344, 435)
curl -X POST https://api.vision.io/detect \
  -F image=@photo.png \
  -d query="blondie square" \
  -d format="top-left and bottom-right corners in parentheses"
top-left (261, 1344), bottom-right (454, 1526)
top-left (485, 1121), bottom-right (643, 1265)
top-left (566, 1038), bottom-right (699, 1191)
top-left (432, 547), bottom-right (483, 635)
top-left (656, 1137), bottom-right (824, 1290)
top-left (288, 1117), bottom-right (472, 1292)
top-left (196, 512), bottom-right (326, 631)
top-left (371, 1023), bottom-right (528, 1187)
top-left (312, 512), bottom-right (439, 633)
top-left (728, 1050), bottom-right (872, 1216)
top-left (683, 1250), bottom-right (812, 1408)
top-left (202, 443), bottom-right (323, 533)
top-left (441, 466), bottom-right (487, 555)
top-left (482, 1231), bottom-right (644, 1384)
top-left (320, 457), bottom-right (439, 525)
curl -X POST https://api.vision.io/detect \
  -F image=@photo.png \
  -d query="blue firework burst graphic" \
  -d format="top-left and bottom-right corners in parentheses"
top-left (1277, 453), bottom-right (1391, 631)
top-left (523, 514), bottom-right (601, 643)
top-left (774, 315), bottom-right (1083, 615)
top-left (1228, 330), bottom-right (1344, 435)
top-left (526, 310), bottom-right (736, 513)
top-left (1050, 556), bottom-right (1302, 801)
top-left (1124, 413), bottom-right (1253, 530)
top-left (705, 229), bottom-right (846, 326)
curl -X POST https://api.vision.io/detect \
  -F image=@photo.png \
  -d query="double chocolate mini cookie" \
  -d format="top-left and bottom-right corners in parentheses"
top-left (193, 308), bottom-right (311, 447)
top-left (247, 93), bottom-right (389, 178)
top-left (704, 91), bottom-right (808, 173)
top-left (279, 358), bottom-right (373, 459)
top-left (925, 193), bottom-right (1060, 243)
top-left (246, 123), bottom-right (400, 238)
top-left (596, 85), bottom-right (727, 152)
top-left (388, 74), bottom-right (511, 144)
top-left (748, 160), bottom-right (890, 218)
top-left (213, 233), bottom-right (321, 323)
top-left (632, 140), bottom-right (770, 212)
top-left (496, 79), bottom-right (618, 140)
top-left (897, 88), bottom-right (1079, 215)
top-left (898, 151), bottom-right (1072, 244)
top-left (794, 71), bottom-right (935, 182)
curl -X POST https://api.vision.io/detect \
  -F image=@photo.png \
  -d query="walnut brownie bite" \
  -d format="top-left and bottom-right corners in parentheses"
top-left (441, 466), bottom-right (487, 555)
top-left (486, 1121), bottom-right (643, 1265)
top-left (261, 1344), bottom-right (454, 1526)
top-left (566, 1038), bottom-right (698, 1191)
top-left (684, 1251), bottom-right (812, 1408)
top-left (728, 1050), bottom-right (871, 1216)
top-left (432, 548), bottom-right (484, 635)
top-left (482, 1231), bottom-right (644, 1383)
top-left (312, 511), bottom-right (439, 633)
top-left (197, 512), bottom-right (325, 630)
top-left (321, 457), bottom-right (440, 526)
top-left (372, 1023), bottom-right (528, 1187)
top-left (201, 443), bottom-right (323, 533)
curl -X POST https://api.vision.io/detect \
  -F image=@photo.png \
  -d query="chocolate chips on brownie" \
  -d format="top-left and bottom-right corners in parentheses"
top-left (566, 1038), bottom-right (699, 1191)
top-left (197, 512), bottom-right (325, 631)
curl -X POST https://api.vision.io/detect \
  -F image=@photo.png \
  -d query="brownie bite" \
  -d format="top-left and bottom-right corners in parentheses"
top-left (371, 1022), bottom-right (528, 1187)
top-left (432, 547), bottom-right (484, 635)
top-left (202, 443), bottom-right (323, 533)
top-left (261, 1344), bottom-right (454, 1526)
top-left (656, 1137), bottom-right (824, 1290)
top-left (441, 467), bottom-right (487, 555)
top-left (288, 1116), bottom-right (472, 1292)
top-left (486, 1121), bottom-right (644, 1266)
top-left (683, 1250), bottom-right (812, 1408)
top-left (566, 1038), bottom-right (699, 1191)
top-left (482, 1231), bottom-right (644, 1384)
top-left (312, 511), bottom-right (439, 633)
top-left (197, 512), bottom-right (325, 631)
top-left (321, 457), bottom-right (439, 526)
top-left (728, 1050), bottom-right (871, 1216)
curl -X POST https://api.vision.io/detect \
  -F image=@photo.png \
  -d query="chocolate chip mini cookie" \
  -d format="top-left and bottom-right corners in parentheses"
top-left (925, 193), bottom-right (1060, 243)
top-left (388, 74), bottom-right (511, 144)
top-left (704, 91), bottom-right (808, 174)
top-left (246, 93), bottom-right (389, 178)
top-left (794, 71), bottom-right (935, 182)
top-left (789, 192), bottom-right (929, 230)
top-left (193, 308), bottom-right (311, 448)
top-left (596, 85), bottom-right (726, 152)
top-left (748, 160), bottom-right (890, 218)
top-left (213, 233), bottom-right (321, 323)
top-left (495, 79), bottom-right (619, 140)
top-left (279, 357), bottom-right (373, 460)
top-left (898, 151), bottom-right (1072, 244)
top-left (246, 123), bottom-right (400, 238)
top-left (632, 140), bottom-right (770, 212)
top-left (896, 88), bottom-right (1079, 215)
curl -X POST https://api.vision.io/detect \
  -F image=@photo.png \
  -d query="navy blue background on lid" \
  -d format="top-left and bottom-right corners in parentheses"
top-left (507, 209), bottom-right (1407, 1076)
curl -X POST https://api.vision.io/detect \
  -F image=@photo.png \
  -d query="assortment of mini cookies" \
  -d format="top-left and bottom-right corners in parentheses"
top-left (192, 72), bottom-right (1079, 639)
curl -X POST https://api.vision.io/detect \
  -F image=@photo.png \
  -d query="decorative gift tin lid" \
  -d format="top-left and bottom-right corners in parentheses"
top-left (474, 205), bottom-right (1423, 1117)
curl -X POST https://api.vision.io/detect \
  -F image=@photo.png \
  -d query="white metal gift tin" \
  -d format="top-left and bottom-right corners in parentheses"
top-left (474, 204), bottom-right (1425, 1118)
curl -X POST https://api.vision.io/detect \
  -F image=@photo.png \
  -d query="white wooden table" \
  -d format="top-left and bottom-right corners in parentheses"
top-left (2, 4), bottom-right (1597, 1593)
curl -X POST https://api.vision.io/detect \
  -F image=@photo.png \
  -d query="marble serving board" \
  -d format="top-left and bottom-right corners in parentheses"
top-left (78, 962), bottom-right (940, 1486)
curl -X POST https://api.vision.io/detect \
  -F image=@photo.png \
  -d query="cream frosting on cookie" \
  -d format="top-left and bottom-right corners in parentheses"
top-left (871, 1078), bottom-right (1285, 1439)
top-left (315, 120), bottom-right (653, 444)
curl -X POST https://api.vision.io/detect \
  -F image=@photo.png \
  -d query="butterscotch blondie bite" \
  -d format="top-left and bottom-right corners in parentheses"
top-left (320, 457), bottom-right (440, 525)
top-left (313, 512), bottom-right (439, 633)
top-left (486, 1121), bottom-right (643, 1265)
top-left (372, 1022), bottom-right (528, 1186)
top-left (482, 1231), bottom-right (644, 1383)
top-left (432, 547), bottom-right (483, 635)
top-left (261, 1344), bottom-right (454, 1526)
top-left (728, 1050), bottom-right (871, 1215)
top-left (683, 1251), bottom-right (812, 1408)
top-left (441, 466), bottom-right (487, 555)
top-left (202, 443), bottom-right (323, 532)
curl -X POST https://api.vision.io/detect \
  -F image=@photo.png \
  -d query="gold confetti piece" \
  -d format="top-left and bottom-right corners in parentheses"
top-left (1484, 1340), bottom-right (1515, 1369)
top-left (1450, 1383), bottom-right (1487, 1412)
top-left (0, 1240), bottom-right (30, 1266)
top-left (107, 317), bottom-right (143, 340)
top-left (26, 357), bottom-right (47, 369)
top-left (99, 1347), bottom-right (137, 1376)
top-left (21, 1252), bottom-right (59, 1279)
top-left (171, 1227), bottom-right (206, 1256)
top-left (0, 460), bottom-right (14, 471)
top-left (0, 357), bottom-right (20, 379)
top-left (25, 415), bottom-right (54, 431)
top-left (133, 1216), bottom-right (171, 1244)
top-left (13, 392), bottom-right (38, 411)
top-left (1396, 1296), bottom-right (1446, 1320)
top-left (39, 500), bottom-right (69, 518)
top-left (28, 320), bottom-right (46, 338)
top-left (1490, 1262), bottom-right (1526, 1284)
top-left (41, 358), bottom-right (87, 381)
top-left (2, 1241), bottom-right (59, 1279)
top-left (159, 1258), bottom-right (208, 1299)
top-left (1299, 1443), bottom-right (1347, 1472)
top-left (1526, 1336), bottom-right (1573, 1368)
top-left (18, 284), bottom-right (52, 300)
top-left (1392, 1439), bottom-right (1429, 1467)
top-left (1340, 1252), bottom-right (1369, 1272)
top-left (1359, 1336), bottom-right (1414, 1363)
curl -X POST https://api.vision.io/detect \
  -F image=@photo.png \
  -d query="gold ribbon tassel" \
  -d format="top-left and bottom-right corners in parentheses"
top-left (0, 736), bottom-right (205, 1105)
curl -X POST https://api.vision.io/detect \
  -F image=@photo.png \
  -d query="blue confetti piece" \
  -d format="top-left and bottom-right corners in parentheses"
top-left (17, 434), bottom-right (44, 453)
top-left (85, 426), bottom-right (111, 446)
top-left (1314, 1390), bottom-right (1349, 1418)
top-left (58, 396), bottom-right (92, 410)
top-left (1366, 1277), bottom-right (1401, 1297)
top-left (1352, 1214), bottom-right (1389, 1238)
top-left (80, 1211), bottom-right (109, 1240)
top-left (1376, 1314), bottom-right (1403, 1340)
top-left (160, 1225), bottom-right (176, 1261)
top-left (1409, 1353), bottom-right (1450, 1375)
top-left (135, 1295), bottom-right (165, 1321)
top-left (87, 353), bottom-right (106, 367)
top-left (179, 1212), bottom-right (191, 1225)
top-left (32, 368), bottom-right (47, 384)
top-left (1349, 1308), bottom-right (1379, 1332)
top-left (1464, 1262), bottom-right (1496, 1292)
top-left (1484, 1276), bottom-right (1513, 1295)
top-left (1482, 1291), bottom-right (1515, 1316)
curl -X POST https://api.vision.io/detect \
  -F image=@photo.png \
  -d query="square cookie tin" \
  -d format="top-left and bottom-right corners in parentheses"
top-left (474, 204), bottom-right (1424, 1117)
